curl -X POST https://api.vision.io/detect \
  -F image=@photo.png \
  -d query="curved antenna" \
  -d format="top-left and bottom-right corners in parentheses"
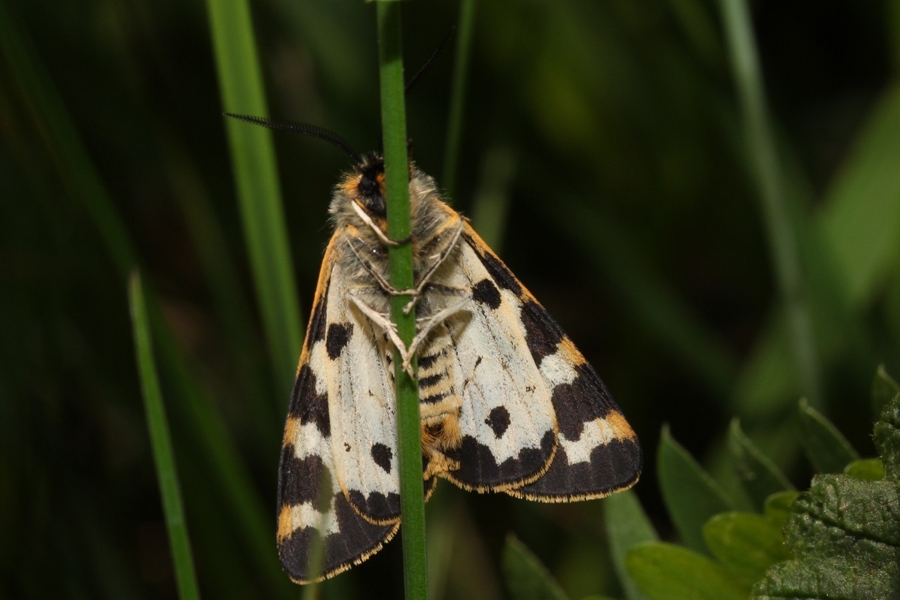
top-left (224, 113), bottom-right (362, 163)
top-left (405, 26), bottom-right (456, 94)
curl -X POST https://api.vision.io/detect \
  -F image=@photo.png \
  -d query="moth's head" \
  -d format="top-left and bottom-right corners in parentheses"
top-left (331, 153), bottom-right (435, 242)
top-left (340, 153), bottom-right (388, 219)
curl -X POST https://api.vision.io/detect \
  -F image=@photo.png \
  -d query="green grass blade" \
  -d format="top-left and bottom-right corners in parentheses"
top-left (716, 0), bottom-right (822, 408)
top-left (129, 272), bottom-right (201, 600)
top-left (442, 0), bottom-right (477, 200)
top-left (377, 3), bottom-right (428, 599)
top-left (206, 0), bottom-right (303, 396)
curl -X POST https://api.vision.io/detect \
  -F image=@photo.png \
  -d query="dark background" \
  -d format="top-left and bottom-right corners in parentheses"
top-left (3, 0), bottom-right (899, 598)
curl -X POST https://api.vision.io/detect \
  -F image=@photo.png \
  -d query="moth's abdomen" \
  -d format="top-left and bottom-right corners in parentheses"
top-left (417, 324), bottom-right (464, 479)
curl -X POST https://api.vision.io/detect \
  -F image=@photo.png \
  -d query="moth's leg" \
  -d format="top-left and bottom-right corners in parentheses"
top-left (347, 289), bottom-right (409, 361)
top-left (345, 239), bottom-right (410, 295)
top-left (400, 296), bottom-right (470, 376)
top-left (402, 221), bottom-right (466, 314)
top-left (350, 201), bottom-right (404, 247)
top-left (348, 287), bottom-right (469, 378)
top-left (347, 220), bottom-right (466, 314)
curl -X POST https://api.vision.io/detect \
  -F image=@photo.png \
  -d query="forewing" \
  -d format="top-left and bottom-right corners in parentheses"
top-left (277, 240), bottom-right (398, 583)
top-left (324, 259), bottom-right (403, 524)
top-left (436, 232), bottom-right (559, 492)
top-left (460, 225), bottom-right (641, 500)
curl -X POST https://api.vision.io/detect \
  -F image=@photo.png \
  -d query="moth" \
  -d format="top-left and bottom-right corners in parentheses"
top-left (227, 114), bottom-right (641, 584)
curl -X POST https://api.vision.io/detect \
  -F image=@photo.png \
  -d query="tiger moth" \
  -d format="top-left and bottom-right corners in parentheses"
top-left (267, 149), bottom-right (642, 584)
top-left (227, 112), bottom-right (642, 584)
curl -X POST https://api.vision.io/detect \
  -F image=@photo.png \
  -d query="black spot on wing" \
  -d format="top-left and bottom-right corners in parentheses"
top-left (551, 363), bottom-right (615, 441)
top-left (371, 443), bottom-right (393, 474)
top-left (465, 234), bottom-right (522, 295)
top-left (278, 492), bottom-right (396, 583)
top-left (472, 279), bottom-right (501, 309)
top-left (278, 446), bottom-right (331, 507)
top-left (519, 300), bottom-right (565, 367)
top-left (485, 406), bottom-right (511, 439)
top-left (347, 490), bottom-right (401, 523)
top-left (513, 438), bottom-right (641, 499)
top-left (446, 430), bottom-right (555, 488)
top-left (326, 323), bottom-right (353, 360)
top-left (289, 365), bottom-right (330, 437)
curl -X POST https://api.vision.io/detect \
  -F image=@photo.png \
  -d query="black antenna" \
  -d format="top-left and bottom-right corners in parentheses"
top-left (405, 26), bottom-right (457, 94)
top-left (224, 113), bottom-right (362, 163)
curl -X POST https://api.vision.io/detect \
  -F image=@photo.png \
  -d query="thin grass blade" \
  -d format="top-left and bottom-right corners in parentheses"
top-left (716, 0), bottom-right (822, 408)
top-left (129, 271), bottom-right (201, 600)
top-left (206, 0), bottom-right (304, 396)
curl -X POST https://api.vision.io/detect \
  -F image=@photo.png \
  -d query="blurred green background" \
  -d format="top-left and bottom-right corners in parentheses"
top-left (3, 0), bottom-right (900, 598)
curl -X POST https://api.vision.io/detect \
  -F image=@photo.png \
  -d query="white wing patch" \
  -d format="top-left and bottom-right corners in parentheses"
top-left (324, 262), bottom-right (401, 524)
top-left (435, 240), bottom-right (558, 491)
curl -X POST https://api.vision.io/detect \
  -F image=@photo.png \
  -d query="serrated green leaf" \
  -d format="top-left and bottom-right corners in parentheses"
top-left (625, 543), bottom-right (746, 600)
top-left (874, 393), bottom-right (900, 479)
top-left (727, 420), bottom-right (793, 510)
top-left (753, 391), bottom-right (900, 600)
top-left (753, 476), bottom-right (900, 599)
top-left (603, 490), bottom-right (657, 600)
top-left (844, 458), bottom-right (885, 481)
top-left (658, 426), bottom-right (733, 554)
top-left (797, 398), bottom-right (859, 473)
top-left (872, 364), bottom-right (900, 417)
top-left (502, 536), bottom-right (571, 600)
top-left (763, 491), bottom-right (800, 530)
top-left (702, 512), bottom-right (791, 587)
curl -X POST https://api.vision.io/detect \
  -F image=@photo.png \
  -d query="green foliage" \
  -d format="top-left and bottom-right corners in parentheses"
top-left (625, 543), bottom-right (746, 600)
top-left (797, 397), bottom-right (861, 473)
top-left (872, 365), bottom-right (900, 418)
top-left (703, 513), bottom-right (791, 586)
top-left (753, 391), bottom-right (900, 599)
top-left (603, 490), bottom-right (657, 600)
top-left (625, 375), bottom-right (900, 600)
top-left (502, 536), bottom-right (570, 600)
top-left (726, 420), bottom-right (794, 510)
top-left (657, 426), bottom-right (733, 554)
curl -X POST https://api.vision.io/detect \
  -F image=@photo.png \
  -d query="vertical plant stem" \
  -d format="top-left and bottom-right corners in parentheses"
top-left (717, 0), bottom-right (822, 407)
top-left (206, 0), bottom-right (304, 397)
top-left (442, 0), bottom-right (476, 201)
top-left (377, 3), bottom-right (428, 599)
top-left (130, 271), bottom-right (201, 600)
